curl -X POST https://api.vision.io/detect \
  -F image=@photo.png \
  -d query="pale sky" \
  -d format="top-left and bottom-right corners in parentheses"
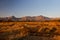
top-left (0, 0), bottom-right (60, 17)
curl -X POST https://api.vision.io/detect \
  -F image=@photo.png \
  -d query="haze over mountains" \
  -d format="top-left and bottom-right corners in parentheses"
top-left (0, 15), bottom-right (60, 22)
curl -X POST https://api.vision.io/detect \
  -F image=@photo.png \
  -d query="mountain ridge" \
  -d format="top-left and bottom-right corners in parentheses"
top-left (0, 15), bottom-right (60, 22)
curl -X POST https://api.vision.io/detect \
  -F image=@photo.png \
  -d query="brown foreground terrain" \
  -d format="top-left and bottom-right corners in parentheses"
top-left (0, 22), bottom-right (60, 40)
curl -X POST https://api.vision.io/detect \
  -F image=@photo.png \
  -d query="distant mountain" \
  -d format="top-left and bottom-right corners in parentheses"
top-left (33, 15), bottom-right (50, 21)
top-left (0, 16), bottom-right (21, 22)
top-left (20, 15), bottom-right (51, 21)
top-left (0, 15), bottom-right (60, 22)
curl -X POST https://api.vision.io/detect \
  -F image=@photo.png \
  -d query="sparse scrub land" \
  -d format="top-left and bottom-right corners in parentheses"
top-left (0, 22), bottom-right (60, 40)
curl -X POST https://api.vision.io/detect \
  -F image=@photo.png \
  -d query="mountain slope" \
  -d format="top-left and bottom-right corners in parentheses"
top-left (0, 15), bottom-right (56, 22)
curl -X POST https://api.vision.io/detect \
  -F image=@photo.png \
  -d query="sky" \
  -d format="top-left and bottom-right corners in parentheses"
top-left (0, 0), bottom-right (60, 17)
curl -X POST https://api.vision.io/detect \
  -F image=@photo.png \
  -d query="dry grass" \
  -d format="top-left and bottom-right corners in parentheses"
top-left (0, 22), bottom-right (60, 40)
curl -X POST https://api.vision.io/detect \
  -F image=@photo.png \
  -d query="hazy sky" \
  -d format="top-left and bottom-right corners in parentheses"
top-left (0, 0), bottom-right (60, 17)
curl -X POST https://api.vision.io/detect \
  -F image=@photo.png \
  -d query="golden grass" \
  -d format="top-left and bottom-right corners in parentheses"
top-left (0, 22), bottom-right (60, 40)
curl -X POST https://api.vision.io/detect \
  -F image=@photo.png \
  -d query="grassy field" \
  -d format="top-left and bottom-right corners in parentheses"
top-left (0, 22), bottom-right (60, 40)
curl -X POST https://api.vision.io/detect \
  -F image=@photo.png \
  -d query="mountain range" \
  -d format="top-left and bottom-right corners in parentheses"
top-left (0, 15), bottom-right (60, 22)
